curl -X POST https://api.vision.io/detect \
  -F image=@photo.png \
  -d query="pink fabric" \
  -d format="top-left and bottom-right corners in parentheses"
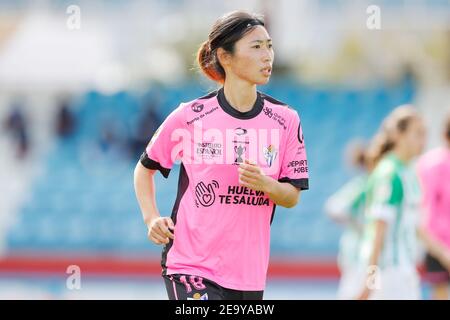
top-left (418, 147), bottom-right (450, 250)
top-left (146, 90), bottom-right (308, 290)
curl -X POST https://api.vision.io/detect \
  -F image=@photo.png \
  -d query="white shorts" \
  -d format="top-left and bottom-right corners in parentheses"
top-left (337, 267), bottom-right (367, 300)
top-left (369, 266), bottom-right (421, 300)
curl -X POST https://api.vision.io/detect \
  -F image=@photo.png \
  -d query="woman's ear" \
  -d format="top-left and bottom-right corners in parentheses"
top-left (216, 47), bottom-right (231, 68)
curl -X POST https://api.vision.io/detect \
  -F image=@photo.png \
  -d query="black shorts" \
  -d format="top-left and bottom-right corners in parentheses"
top-left (163, 274), bottom-right (264, 300)
top-left (424, 253), bottom-right (450, 285)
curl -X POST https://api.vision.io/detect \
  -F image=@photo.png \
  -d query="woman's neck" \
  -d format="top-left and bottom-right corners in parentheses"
top-left (223, 78), bottom-right (257, 113)
top-left (392, 146), bottom-right (412, 164)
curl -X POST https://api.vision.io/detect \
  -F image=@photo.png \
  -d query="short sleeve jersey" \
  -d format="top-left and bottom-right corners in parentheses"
top-left (360, 154), bottom-right (421, 268)
top-left (140, 88), bottom-right (309, 290)
top-left (417, 147), bottom-right (450, 250)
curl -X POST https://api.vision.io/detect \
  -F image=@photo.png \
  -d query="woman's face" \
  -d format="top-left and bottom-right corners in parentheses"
top-left (222, 25), bottom-right (274, 85)
top-left (400, 117), bottom-right (427, 159)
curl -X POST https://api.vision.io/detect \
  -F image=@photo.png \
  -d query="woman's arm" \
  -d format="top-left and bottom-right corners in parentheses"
top-left (356, 219), bottom-right (387, 300)
top-left (368, 219), bottom-right (387, 269)
top-left (133, 161), bottom-right (174, 245)
top-left (324, 177), bottom-right (366, 225)
top-left (238, 160), bottom-right (300, 208)
top-left (264, 177), bottom-right (300, 208)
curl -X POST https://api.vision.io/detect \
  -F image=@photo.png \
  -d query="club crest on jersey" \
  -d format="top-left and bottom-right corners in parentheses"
top-left (187, 293), bottom-right (209, 300)
top-left (263, 145), bottom-right (278, 167)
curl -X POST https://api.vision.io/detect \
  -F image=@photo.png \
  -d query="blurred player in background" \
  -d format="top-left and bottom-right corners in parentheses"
top-left (325, 141), bottom-right (372, 299)
top-left (417, 112), bottom-right (450, 300)
top-left (134, 11), bottom-right (309, 300)
top-left (356, 105), bottom-right (426, 300)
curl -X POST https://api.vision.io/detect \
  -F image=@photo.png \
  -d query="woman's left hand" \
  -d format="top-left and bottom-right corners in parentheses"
top-left (238, 160), bottom-right (273, 193)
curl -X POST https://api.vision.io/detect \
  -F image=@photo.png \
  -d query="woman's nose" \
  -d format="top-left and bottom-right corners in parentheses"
top-left (262, 50), bottom-right (272, 62)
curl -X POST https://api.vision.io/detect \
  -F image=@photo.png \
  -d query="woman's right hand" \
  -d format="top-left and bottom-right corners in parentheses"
top-left (147, 217), bottom-right (175, 245)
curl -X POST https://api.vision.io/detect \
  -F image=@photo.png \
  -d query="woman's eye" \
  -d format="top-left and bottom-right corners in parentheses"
top-left (268, 44), bottom-right (273, 49)
top-left (253, 45), bottom-right (261, 49)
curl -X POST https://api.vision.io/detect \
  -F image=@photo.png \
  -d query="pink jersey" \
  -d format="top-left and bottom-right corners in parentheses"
top-left (140, 88), bottom-right (309, 291)
top-left (417, 147), bottom-right (450, 250)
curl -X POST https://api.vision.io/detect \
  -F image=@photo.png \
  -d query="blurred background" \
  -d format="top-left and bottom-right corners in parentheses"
top-left (0, 0), bottom-right (449, 299)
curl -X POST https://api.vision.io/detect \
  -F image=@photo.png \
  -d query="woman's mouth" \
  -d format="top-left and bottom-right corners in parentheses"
top-left (261, 67), bottom-right (272, 76)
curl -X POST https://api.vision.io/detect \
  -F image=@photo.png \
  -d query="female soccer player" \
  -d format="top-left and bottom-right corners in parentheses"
top-left (356, 105), bottom-right (426, 300)
top-left (325, 141), bottom-right (371, 299)
top-left (417, 113), bottom-right (450, 300)
top-left (133, 11), bottom-right (309, 300)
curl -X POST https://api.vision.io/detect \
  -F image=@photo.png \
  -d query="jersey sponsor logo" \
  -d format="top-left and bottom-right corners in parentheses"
top-left (218, 185), bottom-right (270, 206)
top-left (298, 122), bottom-right (304, 144)
top-left (287, 160), bottom-right (308, 174)
top-left (263, 107), bottom-right (287, 130)
top-left (187, 293), bottom-right (208, 300)
top-left (263, 145), bottom-right (278, 167)
top-left (187, 106), bottom-right (219, 125)
top-left (191, 102), bottom-right (204, 113)
top-left (196, 142), bottom-right (223, 159)
top-left (194, 182), bottom-right (269, 207)
top-left (234, 127), bottom-right (247, 136)
top-left (234, 145), bottom-right (246, 164)
top-left (296, 121), bottom-right (305, 153)
top-left (263, 106), bottom-right (273, 118)
top-left (204, 106), bottom-right (219, 116)
top-left (195, 180), bottom-right (219, 207)
top-left (296, 145), bottom-right (305, 155)
top-left (232, 139), bottom-right (250, 145)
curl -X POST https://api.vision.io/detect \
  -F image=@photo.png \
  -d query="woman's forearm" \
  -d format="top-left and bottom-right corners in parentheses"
top-left (133, 162), bottom-right (160, 226)
top-left (369, 220), bottom-right (387, 267)
top-left (237, 161), bottom-right (301, 208)
top-left (263, 176), bottom-right (300, 208)
top-left (356, 219), bottom-right (387, 299)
